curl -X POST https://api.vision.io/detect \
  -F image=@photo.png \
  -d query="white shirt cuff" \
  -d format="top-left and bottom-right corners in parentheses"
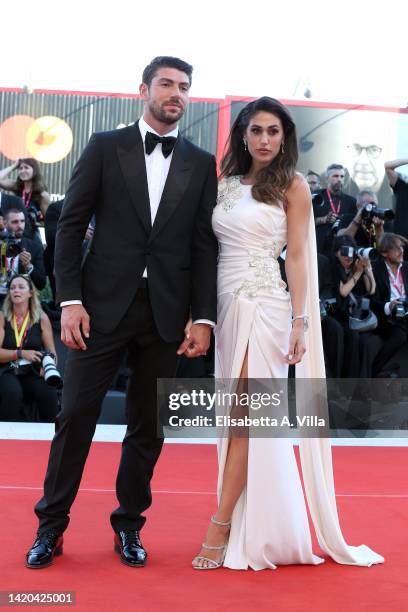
top-left (193, 319), bottom-right (215, 327)
top-left (61, 300), bottom-right (83, 307)
top-left (384, 302), bottom-right (391, 316)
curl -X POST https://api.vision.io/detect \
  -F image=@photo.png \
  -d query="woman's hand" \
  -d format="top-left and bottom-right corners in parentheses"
top-left (354, 255), bottom-right (369, 273)
top-left (21, 349), bottom-right (43, 363)
top-left (285, 322), bottom-right (307, 365)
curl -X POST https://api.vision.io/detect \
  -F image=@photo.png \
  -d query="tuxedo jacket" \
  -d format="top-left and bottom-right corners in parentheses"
top-left (371, 257), bottom-right (408, 325)
top-left (55, 122), bottom-right (218, 341)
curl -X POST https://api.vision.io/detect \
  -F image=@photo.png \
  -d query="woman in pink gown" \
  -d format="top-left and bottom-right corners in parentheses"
top-left (192, 97), bottom-right (384, 571)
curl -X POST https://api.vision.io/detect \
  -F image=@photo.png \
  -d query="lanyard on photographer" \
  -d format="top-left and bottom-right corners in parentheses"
top-left (22, 190), bottom-right (32, 208)
top-left (386, 263), bottom-right (404, 297)
top-left (13, 312), bottom-right (30, 348)
top-left (0, 242), bottom-right (6, 278)
top-left (326, 189), bottom-right (341, 215)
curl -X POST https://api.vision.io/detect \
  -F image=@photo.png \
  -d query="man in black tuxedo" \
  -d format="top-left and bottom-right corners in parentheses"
top-left (26, 56), bottom-right (218, 569)
top-left (313, 163), bottom-right (357, 255)
top-left (371, 233), bottom-right (408, 376)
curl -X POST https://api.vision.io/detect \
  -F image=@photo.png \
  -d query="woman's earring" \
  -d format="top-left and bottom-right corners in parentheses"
top-left (243, 139), bottom-right (247, 151)
top-left (281, 142), bottom-right (285, 154)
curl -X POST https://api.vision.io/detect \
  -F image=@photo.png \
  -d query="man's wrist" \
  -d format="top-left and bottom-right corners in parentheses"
top-left (60, 300), bottom-right (83, 307)
top-left (193, 319), bottom-right (215, 328)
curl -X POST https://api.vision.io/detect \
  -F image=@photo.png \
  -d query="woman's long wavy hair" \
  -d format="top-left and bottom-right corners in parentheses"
top-left (220, 97), bottom-right (298, 206)
top-left (3, 275), bottom-right (42, 324)
top-left (15, 158), bottom-right (47, 198)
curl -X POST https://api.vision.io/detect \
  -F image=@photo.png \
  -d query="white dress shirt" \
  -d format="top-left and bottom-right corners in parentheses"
top-left (384, 262), bottom-right (405, 315)
top-left (62, 118), bottom-right (214, 328)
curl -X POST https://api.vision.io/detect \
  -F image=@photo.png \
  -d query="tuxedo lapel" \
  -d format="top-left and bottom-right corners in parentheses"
top-left (117, 123), bottom-right (152, 236)
top-left (148, 137), bottom-right (195, 243)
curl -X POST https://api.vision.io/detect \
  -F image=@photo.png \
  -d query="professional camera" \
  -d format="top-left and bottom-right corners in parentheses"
top-left (393, 298), bottom-right (408, 320)
top-left (339, 245), bottom-right (378, 261)
top-left (330, 217), bottom-right (341, 235)
top-left (319, 297), bottom-right (337, 319)
top-left (26, 205), bottom-right (43, 230)
top-left (361, 203), bottom-right (395, 223)
top-left (0, 230), bottom-right (23, 257)
top-left (32, 351), bottom-right (63, 388)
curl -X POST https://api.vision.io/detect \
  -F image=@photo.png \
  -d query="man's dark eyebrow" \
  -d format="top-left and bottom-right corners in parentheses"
top-left (157, 77), bottom-right (190, 86)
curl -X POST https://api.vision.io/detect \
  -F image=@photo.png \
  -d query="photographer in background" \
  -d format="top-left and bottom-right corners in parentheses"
top-left (0, 158), bottom-right (50, 219)
top-left (371, 233), bottom-right (408, 376)
top-left (0, 275), bottom-right (59, 422)
top-left (0, 209), bottom-right (46, 303)
top-left (0, 191), bottom-right (40, 243)
top-left (330, 235), bottom-right (376, 378)
top-left (318, 253), bottom-right (344, 378)
top-left (313, 164), bottom-right (357, 255)
top-left (337, 190), bottom-right (391, 248)
top-left (305, 170), bottom-right (321, 194)
top-left (384, 158), bottom-right (408, 240)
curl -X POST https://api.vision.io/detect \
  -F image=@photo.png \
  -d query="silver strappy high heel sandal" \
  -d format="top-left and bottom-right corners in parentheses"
top-left (192, 515), bottom-right (231, 570)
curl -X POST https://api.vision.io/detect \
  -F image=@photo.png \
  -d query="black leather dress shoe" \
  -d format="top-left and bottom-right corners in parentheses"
top-left (26, 530), bottom-right (63, 569)
top-left (114, 530), bottom-right (147, 567)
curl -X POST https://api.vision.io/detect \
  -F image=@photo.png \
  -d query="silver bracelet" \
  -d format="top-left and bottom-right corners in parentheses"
top-left (291, 315), bottom-right (309, 332)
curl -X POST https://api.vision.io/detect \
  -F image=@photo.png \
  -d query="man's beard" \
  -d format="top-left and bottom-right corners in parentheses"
top-left (148, 100), bottom-right (184, 125)
top-left (330, 183), bottom-right (342, 194)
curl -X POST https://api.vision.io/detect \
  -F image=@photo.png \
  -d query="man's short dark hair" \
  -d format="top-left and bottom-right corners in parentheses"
top-left (142, 56), bottom-right (193, 87)
top-left (4, 208), bottom-right (24, 220)
top-left (326, 163), bottom-right (345, 176)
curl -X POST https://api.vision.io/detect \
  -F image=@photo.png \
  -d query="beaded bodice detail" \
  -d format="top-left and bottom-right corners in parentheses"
top-left (212, 176), bottom-right (288, 299)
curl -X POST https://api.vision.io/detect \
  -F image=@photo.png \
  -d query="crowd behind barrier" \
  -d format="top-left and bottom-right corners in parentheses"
top-left (1, 156), bottom-right (408, 427)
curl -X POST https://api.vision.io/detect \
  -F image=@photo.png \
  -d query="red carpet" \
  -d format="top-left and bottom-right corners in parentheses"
top-left (0, 441), bottom-right (406, 611)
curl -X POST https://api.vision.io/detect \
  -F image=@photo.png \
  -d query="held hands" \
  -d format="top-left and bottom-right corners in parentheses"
top-left (177, 319), bottom-right (211, 358)
top-left (285, 321), bottom-right (306, 365)
top-left (61, 304), bottom-right (90, 350)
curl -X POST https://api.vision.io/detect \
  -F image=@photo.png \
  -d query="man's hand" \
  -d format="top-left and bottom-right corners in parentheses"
top-left (325, 211), bottom-right (338, 224)
top-left (61, 304), bottom-right (90, 350)
top-left (19, 249), bottom-right (32, 271)
top-left (390, 298), bottom-right (402, 312)
top-left (177, 322), bottom-right (211, 358)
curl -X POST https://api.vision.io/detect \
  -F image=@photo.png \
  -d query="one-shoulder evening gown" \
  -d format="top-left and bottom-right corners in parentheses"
top-left (211, 176), bottom-right (384, 570)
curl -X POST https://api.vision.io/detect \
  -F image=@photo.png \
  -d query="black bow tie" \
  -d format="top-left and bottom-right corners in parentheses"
top-left (145, 131), bottom-right (177, 158)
